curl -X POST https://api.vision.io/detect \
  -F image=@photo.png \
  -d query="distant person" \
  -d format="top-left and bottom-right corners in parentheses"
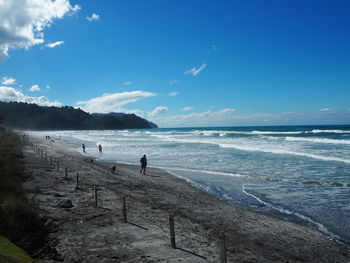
top-left (82, 144), bottom-right (86, 154)
top-left (139, 154), bottom-right (147, 175)
top-left (98, 144), bottom-right (103, 155)
top-left (111, 165), bottom-right (117, 174)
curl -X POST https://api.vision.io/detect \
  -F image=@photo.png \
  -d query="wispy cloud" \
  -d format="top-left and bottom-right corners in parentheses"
top-left (45, 41), bottom-right (65, 48)
top-left (149, 108), bottom-right (236, 127)
top-left (168, 92), bottom-right (178, 96)
top-left (1, 77), bottom-right (16, 85)
top-left (148, 106), bottom-right (168, 117)
top-left (211, 44), bottom-right (218, 52)
top-left (150, 108), bottom-right (350, 128)
top-left (184, 63), bottom-right (206, 76)
top-left (181, 107), bottom-right (193, 111)
top-left (29, 84), bottom-right (40, 92)
top-left (0, 0), bottom-right (80, 62)
top-left (46, 85), bottom-right (50, 90)
top-left (320, 107), bottom-right (331, 112)
top-left (169, 80), bottom-right (178, 85)
top-left (122, 81), bottom-right (133, 86)
top-left (0, 86), bottom-right (61, 107)
top-left (86, 13), bottom-right (100, 21)
top-left (76, 91), bottom-right (155, 113)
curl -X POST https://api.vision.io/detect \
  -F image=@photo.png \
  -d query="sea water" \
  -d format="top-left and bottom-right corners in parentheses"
top-left (36, 125), bottom-right (350, 248)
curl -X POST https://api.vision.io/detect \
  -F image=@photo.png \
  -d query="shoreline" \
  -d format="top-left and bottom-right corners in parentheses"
top-left (22, 133), bottom-right (350, 262)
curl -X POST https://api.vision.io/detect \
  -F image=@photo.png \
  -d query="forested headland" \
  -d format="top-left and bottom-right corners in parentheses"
top-left (0, 101), bottom-right (157, 130)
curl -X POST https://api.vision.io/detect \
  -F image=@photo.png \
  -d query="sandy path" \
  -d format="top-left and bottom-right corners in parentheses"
top-left (22, 134), bottom-right (350, 262)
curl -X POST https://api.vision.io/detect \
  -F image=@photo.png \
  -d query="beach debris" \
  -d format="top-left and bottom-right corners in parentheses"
top-left (56, 199), bottom-right (73, 208)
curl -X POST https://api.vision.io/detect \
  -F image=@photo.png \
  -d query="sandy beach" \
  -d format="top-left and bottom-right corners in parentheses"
top-left (21, 134), bottom-right (350, 263)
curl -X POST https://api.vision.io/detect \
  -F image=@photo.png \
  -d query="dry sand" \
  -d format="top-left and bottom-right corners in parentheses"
top-left (21, 134), bottom-right (350, 262)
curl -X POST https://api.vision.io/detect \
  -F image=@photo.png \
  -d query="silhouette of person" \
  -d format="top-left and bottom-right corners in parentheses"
top-left (98, 144), bottom-right (103, 155)
top-left (140, 154), bottom-right (147, 175)
top-left (82, 144), bottom-right (86, 154)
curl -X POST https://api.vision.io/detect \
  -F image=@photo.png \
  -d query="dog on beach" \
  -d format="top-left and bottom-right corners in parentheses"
top-left (111, 165), bottom-right (116, 174)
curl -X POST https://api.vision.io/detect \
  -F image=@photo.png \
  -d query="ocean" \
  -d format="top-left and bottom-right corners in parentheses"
top-left (36, 125), bottom-right (350, 248)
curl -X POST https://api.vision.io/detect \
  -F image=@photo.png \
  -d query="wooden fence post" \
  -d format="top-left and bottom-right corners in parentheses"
top-left (65, 167), bottom-right (68, 178)
top-left (122, 196), bottom-right (127, 223)
top-left (57, 161), bottom-right (60, 172)
top-left (45, 153), bottom-right (47, 161)
top-left (219, 231), bottom-right (227, 263)
top-left (50, 156), bottom-right (53, 166)
top-left (94, 186), bottom-right (98, 207)
top-left (75, 173), bottom-right (79, 189)
top-left (169, 214), bottom-right (176, 249)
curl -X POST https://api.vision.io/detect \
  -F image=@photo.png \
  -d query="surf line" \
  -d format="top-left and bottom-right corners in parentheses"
top-left (241, 184), bottom-right (343, 245)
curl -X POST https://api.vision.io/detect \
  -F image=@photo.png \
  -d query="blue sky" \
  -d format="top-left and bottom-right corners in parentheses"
top-left (0, 0), bottom-right (349, 127)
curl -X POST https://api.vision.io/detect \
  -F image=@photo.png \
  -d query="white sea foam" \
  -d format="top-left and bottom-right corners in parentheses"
top-left (251, 131), bottom-right (303, 135)
top-left (159, 166), bottom-right (249, 178)
top-left (165, 170), bottom-right (211, 192)
top-left (219, 143), bottom-right (350, 164)
top-left (285, 136), bottom-right (350, 145)
top-left (136, 133), bottom-right (350, 164)
top-left (307, 129), bottom-right (350, 134)
top-left (242, 185), bottom-right (342, 242)
top-left (192, 130), bottom-right (303, 136)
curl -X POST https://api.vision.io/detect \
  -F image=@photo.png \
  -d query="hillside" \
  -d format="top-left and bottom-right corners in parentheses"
top-left (0, 101), bottom-right (157, 130)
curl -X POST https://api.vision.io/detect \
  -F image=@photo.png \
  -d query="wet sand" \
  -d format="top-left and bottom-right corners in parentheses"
top-left (22, 134), bottom-right (350, 262)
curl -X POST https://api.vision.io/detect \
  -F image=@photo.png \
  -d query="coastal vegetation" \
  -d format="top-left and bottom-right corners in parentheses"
top-left (0, 236), bottom-right (33, 263)
top-left (0, 101), bottom-right (157, 130)
top-left (0, 129), bottom-right (46, 260)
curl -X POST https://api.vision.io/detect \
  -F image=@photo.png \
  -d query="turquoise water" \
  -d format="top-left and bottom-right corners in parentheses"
top-left (39, 125), bottom-right (350, 248)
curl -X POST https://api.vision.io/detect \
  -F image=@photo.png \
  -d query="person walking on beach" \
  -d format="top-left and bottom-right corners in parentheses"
top-left (98, 144), bottom-right (103, 156)
top-left (82, 144), bottom-right (86, 154)
top-left (140, 154), bottom-right (147, 175)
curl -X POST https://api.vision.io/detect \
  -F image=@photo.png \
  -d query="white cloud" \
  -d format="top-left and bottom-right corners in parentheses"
top-left (148, 106), bottom-right (168, 117)
top-left (76, 91), bottom-right (156, 113)
top-left (169, 80), bottom-right (178, 85)
top-left (184, 63), bottom-right (206, 76)
top-left (122, 81), bottom-right (133, 86)
top-left (86, 13), bottom-right (100, 21)
top-left (168, 92), bottom-right (178, 96)
top-left (320, 108), bottom-right (331, 112)
top-left (0, 86), bottom-right (61, 106)
top-left (45, 41), bottom-right (65, 48)
top-left (149, 108), bottom-right (236, 127)
top-left (46, 85), bottom-right (50, 89)
top-left (29, 84), bottom-right (40, 92)
top-left (0, 0), bottom-right (80, 62)
top-left (217, 108), bottom-right (236, 114)
top-left (181, 107), bottom-right (193, 112)
top-left (212, 44), bottom-right (218, 52)
top-left (1, 76), bottom-right (16, 85)
top-left (150, 108), bottom-right (350, 128)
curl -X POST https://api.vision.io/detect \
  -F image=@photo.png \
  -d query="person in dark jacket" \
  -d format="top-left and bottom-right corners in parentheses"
top-left (82, 144), bottom-right (86, 154)
top-left (139, 154), bottom-right (147, 175)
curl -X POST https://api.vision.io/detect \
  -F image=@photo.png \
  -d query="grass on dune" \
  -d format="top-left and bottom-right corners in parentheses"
top-left (0, 236), bottom-right (33, 263)
top-left (0, 129), bottom-right (47, 259)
